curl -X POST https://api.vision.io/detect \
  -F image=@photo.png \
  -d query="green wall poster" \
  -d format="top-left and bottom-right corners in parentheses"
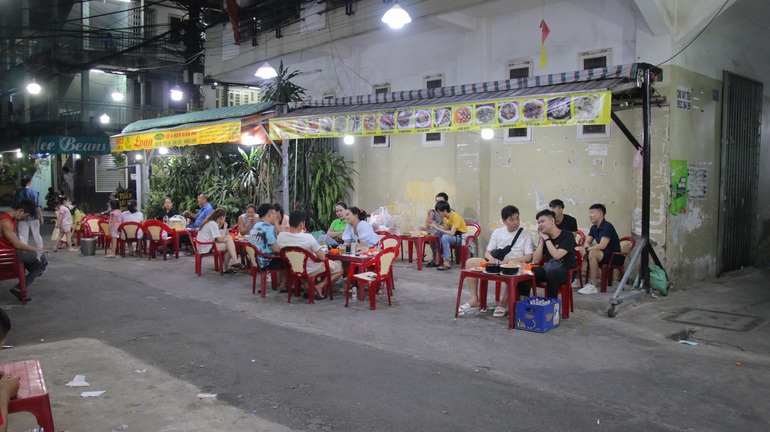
top-left (670, 159), bottom-right (688, 214)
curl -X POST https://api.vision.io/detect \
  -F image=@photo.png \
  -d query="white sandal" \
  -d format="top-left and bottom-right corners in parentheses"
top-left (458, 302), bottom-right (478, 313)
top-left (493, 306), bottom-right (508, 318)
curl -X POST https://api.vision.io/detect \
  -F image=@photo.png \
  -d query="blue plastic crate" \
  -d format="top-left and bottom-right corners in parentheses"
top-left (515, 297), bottom-right (561, 333)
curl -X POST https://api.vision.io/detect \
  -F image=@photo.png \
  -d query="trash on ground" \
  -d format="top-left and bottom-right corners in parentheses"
top-left (81, 391), bottom-right (106, 397)
top-left (678, 340), bottom-right (699, 346)
top-left (736, 362), bottom-right (742, 367)
top-left (65, 375), bottom-right (90, 387)
top-left (197, 393), bottom-right (217, 398)
top-left (135, 368), bottom-right (147, 373)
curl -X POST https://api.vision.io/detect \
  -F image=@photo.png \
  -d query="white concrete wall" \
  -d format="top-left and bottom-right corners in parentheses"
top-left (211, 0), bottom-right (770, 281)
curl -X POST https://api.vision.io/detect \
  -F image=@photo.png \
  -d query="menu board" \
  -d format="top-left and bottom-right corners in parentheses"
top-left (269, 91), bottom-right (611, 140)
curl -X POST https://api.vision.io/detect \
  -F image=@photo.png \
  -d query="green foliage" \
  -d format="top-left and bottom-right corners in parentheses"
top-left (288, 143), bottom-right (355, 230)
top-left (259, 61), bottom-right (307, 103)
top-left (0, 156), bottom-right (39, 185)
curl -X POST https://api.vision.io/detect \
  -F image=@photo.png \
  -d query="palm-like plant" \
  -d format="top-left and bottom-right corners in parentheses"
top-left (259, 60), bottom-right (307, 103)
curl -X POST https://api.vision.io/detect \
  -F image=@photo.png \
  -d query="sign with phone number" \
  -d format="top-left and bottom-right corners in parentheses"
top-left (269, 91), bottom-right (611, 140)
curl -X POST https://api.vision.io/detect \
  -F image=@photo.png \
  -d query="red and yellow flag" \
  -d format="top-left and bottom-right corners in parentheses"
top-left (539, 20), bottom-right (550, 68)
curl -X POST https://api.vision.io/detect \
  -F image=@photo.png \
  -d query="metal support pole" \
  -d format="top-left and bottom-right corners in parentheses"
top-left (641, 67), bottom-right (652, 293)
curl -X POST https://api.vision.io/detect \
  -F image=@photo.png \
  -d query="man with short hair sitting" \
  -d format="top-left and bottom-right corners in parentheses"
top-left (430, 201), bottom-right (467, 271)
top-left (579, 203), bottom-right (623, 295)
top-left (424, 192), bottom-right (449, 267)
top-left (526, 209), bottom-right (576, 299)
top-left (278, 210), bottom-right (343, 300)
top-left (183, 194), bottom-right (214, 229)
top-left (0, 200), bottom-right (48, 302)
top-left (457, 205), bottom-right (533, 318)
top-left (548, 199), bottom-right (578, 233)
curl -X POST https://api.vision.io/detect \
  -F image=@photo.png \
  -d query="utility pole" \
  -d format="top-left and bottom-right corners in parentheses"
top-left (183, 0), bottom-right (205, 110)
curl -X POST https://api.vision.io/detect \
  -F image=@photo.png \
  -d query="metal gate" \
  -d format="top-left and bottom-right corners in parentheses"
top-left (717, 72), bottom-right (763, 276)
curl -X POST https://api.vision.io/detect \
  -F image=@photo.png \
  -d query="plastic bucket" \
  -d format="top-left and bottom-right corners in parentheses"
top-left (80, 238), bottom-right (96, 256)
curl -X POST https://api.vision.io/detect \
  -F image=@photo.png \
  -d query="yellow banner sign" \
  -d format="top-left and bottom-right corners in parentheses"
top-left (111, 121), bottom-right (242, 152)
top-left (269, 91), bottom-right (611, 140)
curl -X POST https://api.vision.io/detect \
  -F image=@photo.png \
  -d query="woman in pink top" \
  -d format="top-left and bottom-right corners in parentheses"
top-left (105, 199), bottom-right (122, 258)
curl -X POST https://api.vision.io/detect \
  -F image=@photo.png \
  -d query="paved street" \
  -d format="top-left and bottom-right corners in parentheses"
top-left (2, 233), bottom-right (769, 431)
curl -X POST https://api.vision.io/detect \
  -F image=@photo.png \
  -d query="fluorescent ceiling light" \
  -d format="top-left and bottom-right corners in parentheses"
top-left (382, 3), bottom-right (412, 29)
top-left (254, 61), bottom-right (278, 79)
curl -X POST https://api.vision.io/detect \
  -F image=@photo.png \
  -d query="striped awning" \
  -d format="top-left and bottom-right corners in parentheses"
top-left (111, 102), bottom-right (277, 152)
top-left (120, 101), bottom-right (276, 134)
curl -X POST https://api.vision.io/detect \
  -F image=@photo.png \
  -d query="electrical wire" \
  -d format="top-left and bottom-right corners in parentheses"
top-left (655, 0), bottom-right (730, 67)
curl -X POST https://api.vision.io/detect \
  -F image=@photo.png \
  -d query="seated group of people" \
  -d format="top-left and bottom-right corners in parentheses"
top-left (457, 199), bottom-right (624, 318)
top-left (424, 192), bottom-right (467, 271)
top-left (191, 202), bottom-right (392, 300)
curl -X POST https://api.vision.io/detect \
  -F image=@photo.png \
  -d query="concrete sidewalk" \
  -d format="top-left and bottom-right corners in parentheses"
top-left (3, 232), bottom-right (769, 431)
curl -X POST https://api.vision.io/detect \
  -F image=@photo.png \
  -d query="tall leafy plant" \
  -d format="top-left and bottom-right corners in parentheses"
top-left (259, 60), bottom-right (307, 103)
top-left (289, 144), bottom-right (355, 230)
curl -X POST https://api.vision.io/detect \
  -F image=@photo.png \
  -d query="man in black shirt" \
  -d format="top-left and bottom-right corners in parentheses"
top-left (525, 209), bottom-right (576, 299)
top-left (549, 199), bottom-right (578, 233)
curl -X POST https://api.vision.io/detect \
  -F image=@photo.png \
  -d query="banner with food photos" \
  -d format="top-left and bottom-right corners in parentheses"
top-left (269, 91), bottom-right (611, 140)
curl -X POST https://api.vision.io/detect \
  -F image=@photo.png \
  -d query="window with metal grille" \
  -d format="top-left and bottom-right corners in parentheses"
top-left (95, 155), bottom-right (127, 193)
top-left (372, 84), bottom-right (390, 147)
top-left (506, 61), bottom-right (532, 142)
top-left (578, 49), bottom-right (611, 139)
top-left (424, 76), bottom-right (443, 145)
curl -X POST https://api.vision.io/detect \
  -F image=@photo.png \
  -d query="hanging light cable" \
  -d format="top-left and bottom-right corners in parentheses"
top-left (255, 32), bottom-right (278, 79)
top-left (382, 2), bottom-right (412, 29)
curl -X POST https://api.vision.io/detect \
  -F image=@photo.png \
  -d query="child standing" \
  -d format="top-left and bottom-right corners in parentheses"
top-left (53, 197), bottom-right (78, 252)
top-left (105, 200), bottom-right (122, 258)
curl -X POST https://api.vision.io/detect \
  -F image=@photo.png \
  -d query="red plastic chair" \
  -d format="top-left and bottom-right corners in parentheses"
top-left (188, 229), bottom-right (224, 276)
top-left (143, 220), bottom-right (178, 260)
top-left (600, 236), bottom-right (636, 292)
top-left (535, 266), bottom-right (578, 319)
top-left (345, 247), bottom-right (398, 310)
top-left (450, 222), bottom-right (481, 268)
top-left (280, 246), bottom-right (333, 304)
top-left (378, 233), bottom-right (401, 250)
top-left (82, 215), bottom-right (105, 247)
top-left (0, 248), bottom-right (28, 304)
top-left (98, 220), bottom-right (112, 254)
top-left (243, 242), bottom-right (283, 297)
top-left (2, 360), bottom-right (55, 432)
top-left (574, 230), bottom-right (586, 246)
top-left (117, 222), bottom-right (145, 257)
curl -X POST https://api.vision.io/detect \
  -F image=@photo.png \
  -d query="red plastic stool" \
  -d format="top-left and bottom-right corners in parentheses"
top-left (1, 359), bottom-right (55, 432)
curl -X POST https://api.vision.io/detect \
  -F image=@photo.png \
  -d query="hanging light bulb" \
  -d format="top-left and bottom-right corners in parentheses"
top-left (111, 90), bottom-right (124, 101)
top-left (99, 113), bottom-right (111, 123)
top-left (343, 135), bottom-right (355, 145)
top-left (26, 79), bottom-right (42, 95)
top-left (382, 2), bottom-right (412, 29)
top-left (481, 129), bottom-right (494, 140)
top-left (170, 85), bottom-right (184, 101)
top-left (158, 147), bottom-right (169, 155)
top-left (135, 153), bottom-right (143, 161)
top-left (16, 150), bottom-right (23, 159)
top-left (254, 61), bottom-right (278, 79)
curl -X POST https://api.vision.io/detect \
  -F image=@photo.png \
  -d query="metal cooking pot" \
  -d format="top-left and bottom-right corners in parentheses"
top-left (500, 265), bottom-right (519, 276)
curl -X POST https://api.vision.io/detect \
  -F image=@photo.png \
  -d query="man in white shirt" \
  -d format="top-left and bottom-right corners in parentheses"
top-left (457, 205), bottom-right (534, 318)
top-left (277, 210), bottom-right (343, 300)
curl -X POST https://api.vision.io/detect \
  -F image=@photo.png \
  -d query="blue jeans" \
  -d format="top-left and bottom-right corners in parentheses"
top-left (16, 250), bottom-right (48, 288)
top-left (440, 234), bottom-right (464, 260)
